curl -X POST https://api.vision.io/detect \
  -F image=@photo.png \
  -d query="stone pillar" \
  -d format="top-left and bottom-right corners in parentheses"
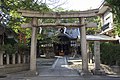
top-left (0, 51), bottom-right (4, 65)
top-left (18, 54), bottom-right (21, 64)
top-left (87, 42), bottom-right (90, 63)
top-left (7, 54), bottom-right (10, 65)
top-left (12, 54), bottom-right (15, 64)
top-left (79, 18), bottom-right (89, 75)
top-left (27, 55), bottom-right (30, 63)
top-left (94, 41), bottom-right (100, 70)
top-left (93, 41), bottom-right (105, 75)
top-left (0, 51), bottom-right (6, 76)
top-left (30, 18), bottom-right (37, 71)
top-left (23, 55), bottom-right (26, 63)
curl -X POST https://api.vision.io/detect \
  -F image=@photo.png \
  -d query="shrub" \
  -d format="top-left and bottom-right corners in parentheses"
top-left (0, 44), bottom-right (17, 54)
top-left (100, 42), bottom-right (120, 66)
top-left (17, 43), bottom-right (29, 54)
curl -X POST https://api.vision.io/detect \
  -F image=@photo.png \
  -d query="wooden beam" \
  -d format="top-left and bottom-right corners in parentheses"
top-left (21, 22), bottom-right (97, 28)
top-left (18, 9), bottom-right (99, 18)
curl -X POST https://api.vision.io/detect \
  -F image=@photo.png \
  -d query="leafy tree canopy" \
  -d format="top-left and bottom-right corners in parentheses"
top-left (105, 0), bottom-right (120, 22)
top-left (0, 0), bottom-right (51, 43)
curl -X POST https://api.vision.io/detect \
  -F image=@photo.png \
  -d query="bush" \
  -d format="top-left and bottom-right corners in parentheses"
top-left (17, 43), bottom-right (30, 54)
top-left (100, 42), bottom-right (120, 66)
top-left (0, 44), bottom-right (17, 54)
top-left (0, 43), bottom-right (29, 55)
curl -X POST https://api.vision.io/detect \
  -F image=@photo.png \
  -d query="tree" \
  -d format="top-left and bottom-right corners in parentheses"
top-left (0, 0), bottom-right (68, 43)
top-left (0, 0), bottom-right (51, 43)
top-left (86, 16), bottom-right (101, 35)
top-left (105, 0), bottom-right (120, 23)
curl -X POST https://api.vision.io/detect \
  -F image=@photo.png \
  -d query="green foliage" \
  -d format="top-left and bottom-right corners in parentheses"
top-left (0, 44), bottom-right (17, 54)
top-left (38, 27), bottom-right (59, 43)
top-left (17, 43), bottom-right (29, 53)
top-left (86, 16), bottom-right (101, 35)
top-left (100, 42), bottom-right (120, 66)
top-left (1, 0), bottom-right (50, 11)
top-left (105, 0), bottom-right (120, 23)
top-left (105, 0), bottom-right (120, 35)
top-left (0, 43), bottom-right (29, 54)
top-left (53, 7), bottom-right (66, 12)
top-left (0, 0), bottom-right (51, 43)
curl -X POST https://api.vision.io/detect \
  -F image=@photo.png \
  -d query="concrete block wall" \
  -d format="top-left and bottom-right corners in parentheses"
top-left (0, 64), bottom-right (30, 73)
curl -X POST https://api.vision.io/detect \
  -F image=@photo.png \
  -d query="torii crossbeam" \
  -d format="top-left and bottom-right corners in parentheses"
top-left (18, 9), bottom-right (98, 18)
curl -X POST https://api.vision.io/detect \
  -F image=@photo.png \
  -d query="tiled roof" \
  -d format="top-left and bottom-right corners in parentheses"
top-left (65, 28), bottom-right (80, 39)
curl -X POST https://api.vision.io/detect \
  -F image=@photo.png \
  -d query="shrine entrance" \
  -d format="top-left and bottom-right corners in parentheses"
top-left (54, 43), bottom-right (70, 56)
top-left (18, 9), bottom-right (99, 75)
top-left (54, 41), bottom-right (70, 56)
top-left (54, 28), bottom-right (70, 56)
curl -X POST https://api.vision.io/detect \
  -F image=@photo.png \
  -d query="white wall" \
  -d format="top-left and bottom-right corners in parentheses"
top-left (103, 9), bottom-right (113, 28)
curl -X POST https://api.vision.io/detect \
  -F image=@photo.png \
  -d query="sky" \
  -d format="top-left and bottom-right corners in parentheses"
top-left (46, 0), bottom-right (104, 11)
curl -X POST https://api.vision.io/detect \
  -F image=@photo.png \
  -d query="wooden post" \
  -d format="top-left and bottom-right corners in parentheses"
top-left (30, 18), bottom-right (37, 71)
top-left (79, 18), bottom-right (89, 75)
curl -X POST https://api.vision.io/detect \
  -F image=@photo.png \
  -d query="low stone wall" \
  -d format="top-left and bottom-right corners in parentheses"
top-left (0, 64), bottom-right (29, 74)
top-left (111, 66), bottom-right (120, 74)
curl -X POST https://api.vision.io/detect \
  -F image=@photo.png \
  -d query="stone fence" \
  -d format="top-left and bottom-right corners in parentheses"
top-left (0, 51), bottom-right (30, 74)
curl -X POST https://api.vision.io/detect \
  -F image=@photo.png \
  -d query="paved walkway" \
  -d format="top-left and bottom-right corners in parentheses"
top-left (38, 56), bottom-right (79, 77)
top-left (0, 56), bottom-right (120, 80)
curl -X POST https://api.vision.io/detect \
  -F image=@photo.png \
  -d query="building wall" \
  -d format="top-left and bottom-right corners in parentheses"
top-left (103, 9), bottom-right (113, 28)
top-left (100, 3), bottom-right (114, 35)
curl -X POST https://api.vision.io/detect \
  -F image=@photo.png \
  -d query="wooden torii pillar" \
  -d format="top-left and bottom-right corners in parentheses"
top-left (18, 9), bottom-right (98, 75)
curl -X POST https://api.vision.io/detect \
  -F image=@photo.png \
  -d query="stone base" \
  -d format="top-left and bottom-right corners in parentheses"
top-left (111, 66), bottom-right (120, 73)
top-left (0, 73), bottom-right (7, 78)
top-left (0, 64), bottom-right (29, 74)
top-left (24, 70), bottom-right (39, 77)
top-left (78, 70), bottom-right (92, 76)
top-left (91, 69), bottom-right (105, 75)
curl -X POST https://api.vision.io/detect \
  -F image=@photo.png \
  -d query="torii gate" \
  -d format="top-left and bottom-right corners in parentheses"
top-left (18, 9), bottom-right (99, 75)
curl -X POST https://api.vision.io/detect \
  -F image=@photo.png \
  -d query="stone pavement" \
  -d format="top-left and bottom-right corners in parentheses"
top-left (0, 56), bottom-right (120, 80)
top-left (37, 56), bottom-right (79, 77)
